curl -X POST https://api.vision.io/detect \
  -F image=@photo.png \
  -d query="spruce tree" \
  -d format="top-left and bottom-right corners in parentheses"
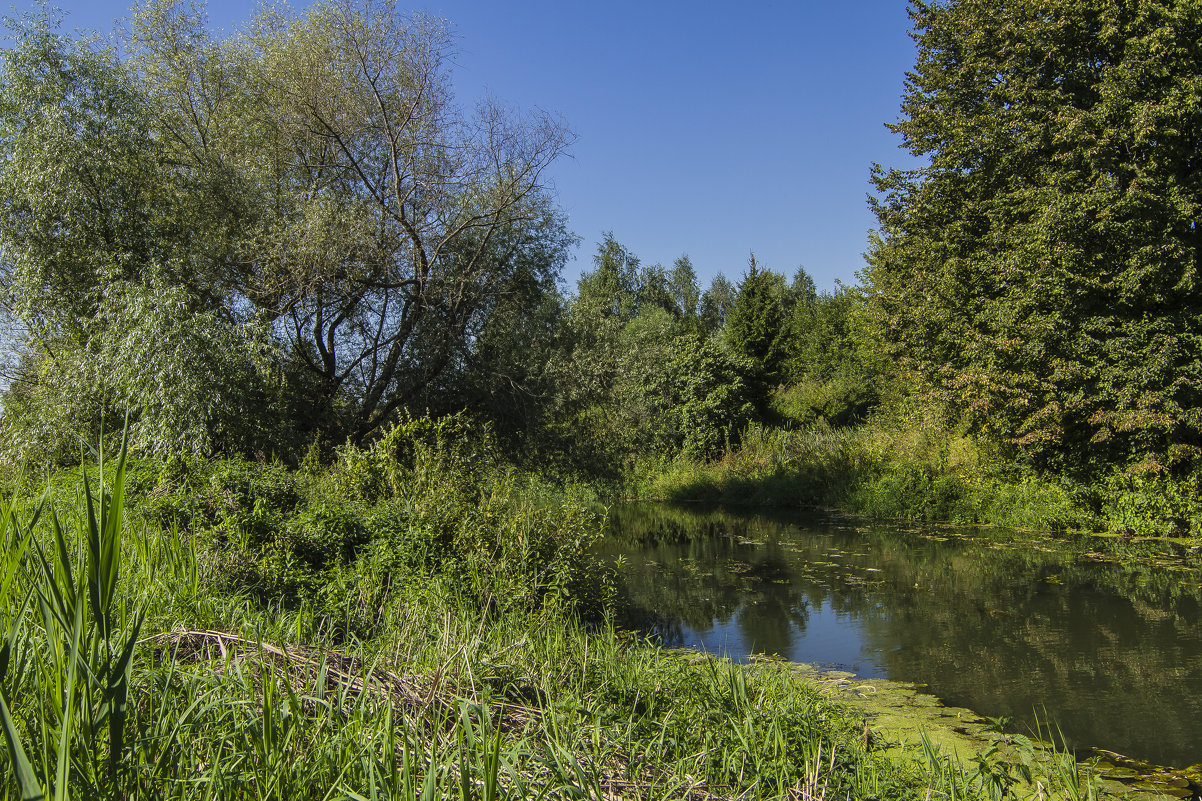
top-left (726, 254), bottom-right (788, 415)
top-left (867, 0), bottom-right (1202, 474)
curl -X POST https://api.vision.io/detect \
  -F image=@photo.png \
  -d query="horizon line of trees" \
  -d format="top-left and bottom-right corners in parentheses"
top-left (3, 0), bottom-right (1200, 492)
top-left (0, 1), bottom-right (878, 474)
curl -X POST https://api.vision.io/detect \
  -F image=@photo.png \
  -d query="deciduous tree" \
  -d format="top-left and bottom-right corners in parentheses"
top-left (0, 11), bottom-right (277, 458)
top-left (668, 255), bottom-right (701, 323)
top-left (0, 0), bottom-right (575, 457)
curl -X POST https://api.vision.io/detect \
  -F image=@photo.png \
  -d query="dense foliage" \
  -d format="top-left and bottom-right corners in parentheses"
top-left (866, 0), bottom-right (1202, 477)
top-left (4, 0), bottom-right (1201, 528)
top-left (0, 0), bottom-right (571, 459)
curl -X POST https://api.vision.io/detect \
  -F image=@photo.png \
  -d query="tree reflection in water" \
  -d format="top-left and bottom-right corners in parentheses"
top-left (598, 503), bottom-right (1202, 769)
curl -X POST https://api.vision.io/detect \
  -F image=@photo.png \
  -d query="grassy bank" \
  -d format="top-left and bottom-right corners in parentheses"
top-left (0, 426), bottom-right (903, 799)
top-left (0, 421), bottom-right (1118, 800)
top-left (634, 421), bottom-right (1085, 529)
top-left (634, 414), bottom-right (1202, 538)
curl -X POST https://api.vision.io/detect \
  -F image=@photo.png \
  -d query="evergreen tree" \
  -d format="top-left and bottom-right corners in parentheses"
top-left (788, 266), bottom-right (818, 316)
top-left (726, 254), bottom-right (787, 414)
top-left (866, 0), bottom-right (1202, 474)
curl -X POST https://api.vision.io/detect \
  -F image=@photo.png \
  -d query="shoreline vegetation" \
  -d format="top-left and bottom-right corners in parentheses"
top-left (0, 424), bottom-right (1192, 800)
top-left (633, 411), bottom-right (1202, 542)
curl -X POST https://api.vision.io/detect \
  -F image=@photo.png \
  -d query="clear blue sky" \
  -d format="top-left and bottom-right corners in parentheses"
top-left (4, 0), bottom-right (921, 292)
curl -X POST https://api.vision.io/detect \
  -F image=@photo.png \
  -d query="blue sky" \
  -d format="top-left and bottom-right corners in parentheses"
top-left (4, 1), bottom-right (921, 292)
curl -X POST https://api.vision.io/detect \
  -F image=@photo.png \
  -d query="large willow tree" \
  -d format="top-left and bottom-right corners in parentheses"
top-left (0, 0), bottom-right (572, 458)
top-left (867, 0), bottom-right (1202, 475)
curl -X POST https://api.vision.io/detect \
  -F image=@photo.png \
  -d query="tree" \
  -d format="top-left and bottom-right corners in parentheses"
top-left (225, 0), bottom-right (572, 443)
top-left (0, 10), bottom-right (278, 459)
top-left (668, 255), bottom-right (701, 323)
top-left (0, 15), bottom-right (154, 333)
top-left (788, 266), bottom-right (818, 316)
top-left (637, 262), bottom-right (677, 318)
top-left (782, 266), bottom-right (819, 381)
top-left (866, 0), bottom-right (1202, 474)
top-left (779, 285), bottom-right (883, 428)
top-left (0, 0), bottom-right (575, 457)
top-left (726, 254), bottom-right (787, 414)
top-left (434, 283), bottom-right (570, 451)
top-left (575, 232), bottom-right (640, 322)
top-left (552, 237), bottom-right (759, 469)
top-left (698, 273), bottom-right (736, 335)
top-left (664, 334), bottom-right (755, 459)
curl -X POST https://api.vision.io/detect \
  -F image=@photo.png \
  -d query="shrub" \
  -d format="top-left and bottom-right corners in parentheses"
top-left (285, 503), bottom-right (369, 569)
top-left (1102, 466), bottom-right (1200, 536)
top-left (773, 373), bottom-right (878, 429)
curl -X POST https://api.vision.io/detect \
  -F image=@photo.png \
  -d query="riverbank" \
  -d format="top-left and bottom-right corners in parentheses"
top-left (631, 418), bottom-right (1202, 540)
top-left (0, 434), bottom-right (974, 799)
top-left (3, 423), bottom-right (1196, 798)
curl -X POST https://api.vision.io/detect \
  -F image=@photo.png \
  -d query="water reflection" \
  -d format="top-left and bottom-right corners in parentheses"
top-left (599, 503), bottom-right (1202, 768)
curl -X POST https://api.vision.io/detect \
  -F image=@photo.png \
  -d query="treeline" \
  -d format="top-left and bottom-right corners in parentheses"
top-left (3, 0), bottom-right (1202, 534)
top-left (450, 234), bottom-right (884, 483)
top-left (0, 0), bottom-right (879, 480)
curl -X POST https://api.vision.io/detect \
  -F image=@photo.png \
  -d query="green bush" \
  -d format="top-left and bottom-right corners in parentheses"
top-left (285, 502), bottom-right (369, 569)
top-left (773, 372), bottom-right (878, 429)
top-left (120, 415), bottom-right (609, 622)
top-left (364, 499), bottom-right (442, 571)
top-left (207, 459), bottom-right (302, 520)
top-left (850, 465), bottom-right (939, 519)
top-left (1102, 467), bottom-right (1200, 536)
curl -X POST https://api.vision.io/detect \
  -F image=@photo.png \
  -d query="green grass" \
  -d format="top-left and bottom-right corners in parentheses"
top-left (635, 420), bottom-right (1093, 533)
top-left (0, 421), bottom-right (1106, 800)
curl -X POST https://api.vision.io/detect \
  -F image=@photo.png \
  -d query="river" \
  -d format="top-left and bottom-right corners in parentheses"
top-left (598, 503), bottom-right (1202, 769)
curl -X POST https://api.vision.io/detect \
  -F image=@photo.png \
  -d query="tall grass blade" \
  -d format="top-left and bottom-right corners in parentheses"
top-left (1, 589), bottom-right (31, 684)
top-left (1, 515), bottom-right (33, 604)
top-left (83, 471), bottom-right (105, 643)
top-left (53, 594), bottom-right (85, 801)
top-left (106, 607), bottom-right (143, 784)
top-left (0, 591), bottom-right (34, 800)
top-left (28, 514), bottom-right (76, 635)
top-left (89, 433), bottom-right (127, 645)
top-left (0, 688), bottom-right (43, 801)
top-left (420, 751), bottom-right (440, 801)
top-left (483, 712), bottom-right (503, 801)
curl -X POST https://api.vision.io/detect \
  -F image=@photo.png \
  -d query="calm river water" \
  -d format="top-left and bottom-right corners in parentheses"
top-left (598, 503), bottom-right (1202, 769)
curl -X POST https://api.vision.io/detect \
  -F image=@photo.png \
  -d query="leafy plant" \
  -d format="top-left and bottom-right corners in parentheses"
top-left (1, 439), bottom-right (144, 798)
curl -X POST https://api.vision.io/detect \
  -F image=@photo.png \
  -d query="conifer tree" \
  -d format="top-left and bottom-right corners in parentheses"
top-left (726, 254), bottom-right (787, 414)
top-left (867, 0), bottom-right (1202, 473)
